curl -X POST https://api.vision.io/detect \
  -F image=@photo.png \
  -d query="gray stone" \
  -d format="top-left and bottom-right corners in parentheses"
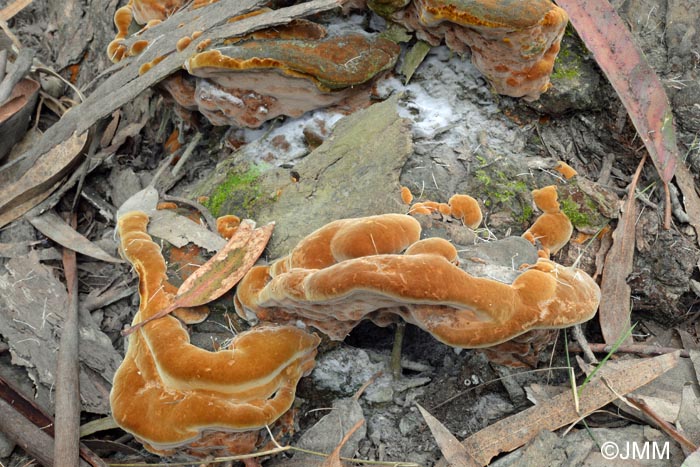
top-left (531, 34), bottom-right (604, 115)
top-left (194, 94), bottom-right (413, 259)
top-left (0, 431), bottom-right (15, 458)
top-left (311, 347), bottom-right (384, 396)
top-left (398, 409), bottom-right (422, 436)
top-left (294, 398), bottom-right (365, 461)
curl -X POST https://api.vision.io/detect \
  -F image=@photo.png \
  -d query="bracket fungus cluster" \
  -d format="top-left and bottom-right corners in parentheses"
top-left (107, 0), bottom-right (400, 127)
top-left (371, 0), bottom-right (569, 100)
top-left (235, 193), bottom-right (601, 348)
top-left (522, 185), bottom-right (573, 256)
top-left (180, 32), bottom-right (400, 127)
top-left (111, 185), bottom-right (599, 456)
top-left (111, 211), bottom-right (320, 457)
top-left (405, 189), bottom-right (483, 230)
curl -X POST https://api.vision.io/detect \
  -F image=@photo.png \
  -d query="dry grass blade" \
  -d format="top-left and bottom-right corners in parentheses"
top-left (568, 343), bottom-right (690, 359)
top-left (555, 0), bottom-right (677, 184)
top-left (123, 221), bottom-right (274, 335)
top-left (598, 154), bottom-right (646, 345)
top-left (29, 210), bottom-right (124, 263)
top-left (417, 403), bottom-right (480, 467)
top-left (435, 351), bottom-right (680, 466)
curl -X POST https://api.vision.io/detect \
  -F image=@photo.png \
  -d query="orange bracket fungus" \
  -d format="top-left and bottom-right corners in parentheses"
top-left (400, 185), bottom-right (414, 205)
top-left (448, 193), bottom-right (482, 229)
top-left (522, 185), bottom-right (573, 256)
top-left (377, 0), bottom-right (569, 100)
top-left (107, 0), bottom-right (399, 127)
top-left (112, 211), bottom-right (320, 457)
top-left (554, 160), bottom-right (578, 179)
top-left (406, 192), bottom-right (482, 229)
top-left (180, 33), bottom-right (400, 127)
top-left (235, 212), bottom-right (600, 347)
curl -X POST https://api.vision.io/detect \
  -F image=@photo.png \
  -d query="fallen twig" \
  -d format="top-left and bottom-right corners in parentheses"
top-left (0, 376), bottom-right (105, 467)
top-left (53, 212), bottom-right (82, 467)
top-left (0, 397), bottom-right (62, 467)
top-left (0, 0), bottom-right (32, 21)
top-left (568, 343), bottom-right (690, 359)
top-left (0, 47), bottom-right (33, 104)
top-left (626, 394), bottom-right (697, 452)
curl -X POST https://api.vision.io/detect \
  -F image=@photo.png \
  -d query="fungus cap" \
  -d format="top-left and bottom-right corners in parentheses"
top-left (179, 34), bottom-right (399, 127)
top-left (186, 34), bottom-right (400, 91)
top-left (112, 211), bottom-right (320, 455)
top-left (522, 185), bottom-right (573, 254)
top-left (390, 0), bottom-right (568, 100)
top-left (235, 213), bottom-right (599, 347)
top-left (404, 237), bottom-right (459, 263)
top-left (448, 194), bottom-right (482, 228)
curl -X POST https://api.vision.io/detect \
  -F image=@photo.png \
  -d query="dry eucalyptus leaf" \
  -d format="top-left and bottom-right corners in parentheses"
top-left (435, 351), bottom-right (680, 466)
top-left (124, 220), bottom-right (274, 334)
top-left (598, 156), bottom-right (645, 345)
top-left (174, 221), bottom-right (273, 302)
top-left (148, 209), bottom-right (226, 252)
top-left (556, 0), bottom-right (677, 183)
top-left (417, 403), bottom-right (479, 467)
top-left (29, 210), bottom-right (123, 263)
top-left (0, 77), bottom-right (39, 162)
top-left (0, 179), bottom-right (61, 229)
top-left (115, 186), bottom-right (158, 220)
top-left (0, 131), bottom-right (87, 228)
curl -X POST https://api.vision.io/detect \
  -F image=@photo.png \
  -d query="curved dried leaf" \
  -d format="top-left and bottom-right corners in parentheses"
top-left (175, 220), bottom-right (274, 306)
top-left (598, 155), bottom-right (646, 344)
top-left (556, 0), bottom-right (677, 182)
top-left (0, 178), bottom-right (61, 229)
top-left (124, 220), bottom-right (274, 334)
top-left (148, 209), bottom-right (226, 252)
top-left (115, 186), bottom-right (159, 220)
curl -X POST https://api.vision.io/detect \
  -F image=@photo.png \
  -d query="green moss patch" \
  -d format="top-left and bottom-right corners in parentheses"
top-left (204, 164), bottom-right (264, 217)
